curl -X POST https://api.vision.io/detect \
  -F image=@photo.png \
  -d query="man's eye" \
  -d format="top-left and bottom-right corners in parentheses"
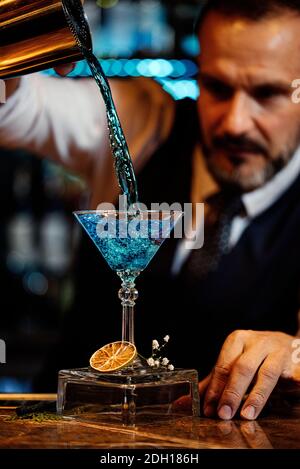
top-left (253, 86), bottom-right (283, 101)
top-left (202, 80), bottom-right (233, 100)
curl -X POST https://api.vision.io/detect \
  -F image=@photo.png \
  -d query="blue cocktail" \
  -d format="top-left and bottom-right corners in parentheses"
top-left (74, 210), bottom-right (182, 350)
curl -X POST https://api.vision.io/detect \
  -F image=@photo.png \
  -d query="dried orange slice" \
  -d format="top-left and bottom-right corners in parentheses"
top-left (89, 341), bottom-right (137, 372)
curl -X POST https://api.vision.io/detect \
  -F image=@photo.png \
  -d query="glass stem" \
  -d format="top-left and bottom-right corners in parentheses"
top-left (118, 275), bottom-right (138, 344)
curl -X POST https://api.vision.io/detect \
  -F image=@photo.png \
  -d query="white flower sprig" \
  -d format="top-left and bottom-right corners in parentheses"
top-left (147, 335), bottom-right (174, 371)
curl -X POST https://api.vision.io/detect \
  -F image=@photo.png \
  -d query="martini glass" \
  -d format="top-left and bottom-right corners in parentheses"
top-left (57, 209), bottom-right (200, 424)
top-left (73, 209), bottom-right (182, 368)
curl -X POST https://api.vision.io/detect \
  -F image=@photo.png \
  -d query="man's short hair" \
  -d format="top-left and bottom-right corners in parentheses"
top-left (195, 0), bottom-right (300, 33)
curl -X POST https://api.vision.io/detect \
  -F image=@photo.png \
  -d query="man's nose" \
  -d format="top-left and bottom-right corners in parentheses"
top-left (220, 91), bottom-right (254, 136)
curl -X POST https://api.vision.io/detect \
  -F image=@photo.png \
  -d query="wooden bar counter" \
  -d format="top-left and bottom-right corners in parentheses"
top-left (0, 393), bottom-right (300, 449)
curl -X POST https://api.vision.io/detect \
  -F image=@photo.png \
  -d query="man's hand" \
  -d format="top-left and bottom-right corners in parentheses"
top-left (1, 62), bottom-right (75, 102)
top-left (3, 79), bottom-right (20, 101)
top-left (54, 64), bottom-right (75, 76)
top-left (201, 330), bottom-right (300, 420)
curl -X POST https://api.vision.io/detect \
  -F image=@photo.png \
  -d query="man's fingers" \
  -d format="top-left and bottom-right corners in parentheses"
top-left (198, 373), bottom-right (212, 396)
top-left (54, 64), bottom-right (76, 76)
top-left (202, 331), bottom-right (293, 420)
top-left (203, 331), bottom-right (246, 417)
top-left (217, 350), bottom-right (267, 420)
top-left (240, 354), bottom-right (282, 420)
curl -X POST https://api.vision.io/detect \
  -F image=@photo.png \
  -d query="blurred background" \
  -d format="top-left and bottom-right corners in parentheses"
top-left (0, 0), bottom-right (201, 392)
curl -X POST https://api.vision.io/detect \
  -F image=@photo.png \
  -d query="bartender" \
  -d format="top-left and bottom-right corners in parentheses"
top-left (1, 0), bottom-right (300, 420)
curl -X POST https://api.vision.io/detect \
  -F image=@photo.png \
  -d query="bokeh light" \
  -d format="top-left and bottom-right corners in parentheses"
top-left (96, 0), bottom-right (119, 9)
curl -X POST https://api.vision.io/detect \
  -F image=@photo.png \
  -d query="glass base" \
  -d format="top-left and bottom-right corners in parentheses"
top-left (57, 367), bottom-right (200, 425)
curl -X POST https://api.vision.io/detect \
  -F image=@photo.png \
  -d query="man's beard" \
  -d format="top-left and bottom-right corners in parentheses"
top-left (202, 134), bottom-right (299, 192)
top-left (206, 155), bottom-right (286, 192)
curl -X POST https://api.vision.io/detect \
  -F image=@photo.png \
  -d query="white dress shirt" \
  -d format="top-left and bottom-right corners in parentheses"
top-left (0, 74), bottom-right (174, 208)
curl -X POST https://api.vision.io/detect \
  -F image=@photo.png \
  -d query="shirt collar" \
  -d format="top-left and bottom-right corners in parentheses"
top-left (242, 147), bottom-right (300, 218)
top-left (195, 145), bottom-right (300, 218)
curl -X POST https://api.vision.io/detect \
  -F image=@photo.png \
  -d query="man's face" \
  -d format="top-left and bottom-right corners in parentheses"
top-left (197, 11), bottom-right (300, 192)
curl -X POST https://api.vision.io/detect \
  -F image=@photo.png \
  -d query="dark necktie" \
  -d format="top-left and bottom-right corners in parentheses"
top-left (182, 193), bottom-right (245, 279)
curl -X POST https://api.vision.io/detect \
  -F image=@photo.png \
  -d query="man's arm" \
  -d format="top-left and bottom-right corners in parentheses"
top-left (0, 74), bottom-right (175, 194)
top-left (0, 74), bottom-right (109, 182)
